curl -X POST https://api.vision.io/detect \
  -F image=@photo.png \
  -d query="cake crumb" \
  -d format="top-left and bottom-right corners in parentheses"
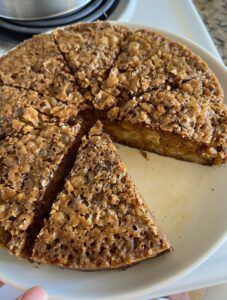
top-left (140, 150), bottom-right (149, 160)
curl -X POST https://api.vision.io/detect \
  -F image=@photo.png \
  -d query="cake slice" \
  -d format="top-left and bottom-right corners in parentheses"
top-left (104, 88), bottom-right (227, 165)
top-left (32, 121), bottom-right (171, 270)
top-left (0, 34), bottom-right (76, 101)
top-left (53, 22), bottom-right (129, 92)
top-left (0, 122), bottom-right (85, 257)
top-left (0, 85), bottom-right (87, 137)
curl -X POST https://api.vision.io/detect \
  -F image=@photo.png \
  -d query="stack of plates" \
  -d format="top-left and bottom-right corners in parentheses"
top-left (0, 0), bottom-right (120, 34)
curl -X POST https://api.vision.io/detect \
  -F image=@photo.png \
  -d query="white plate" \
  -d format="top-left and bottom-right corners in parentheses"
top-left (0, 23), bottom-right (226, 300)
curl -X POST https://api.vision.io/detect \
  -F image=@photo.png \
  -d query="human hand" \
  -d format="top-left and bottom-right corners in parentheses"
top-left (168, 293), bottom-right (191, 300)
top-left (156, 294), bottom-right (191, 300)
top-left (0, 281), bottom-right (47, 300)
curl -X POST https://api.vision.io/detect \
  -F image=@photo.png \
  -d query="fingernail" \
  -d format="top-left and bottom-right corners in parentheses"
top-left (16, 286), bottom-right (47, 300)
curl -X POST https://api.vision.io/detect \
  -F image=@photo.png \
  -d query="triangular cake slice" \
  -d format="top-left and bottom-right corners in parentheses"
top-left (53, 22), bottom-right (129, 92)
top-left (0, 85), bottom-right (87, 138)
top-left (32, 121), bottom-right (171, 270)
top-left (104, 88), bottom-right (227, 165)
top-left (0, 34), bottom-right (77, 102)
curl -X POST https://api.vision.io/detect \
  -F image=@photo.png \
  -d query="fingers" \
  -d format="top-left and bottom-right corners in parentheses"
top-left (168, 293), bottom-right (191, 300)
top-left (0, 281), bottom-right (5, 288)
top-left (16, 286), bottom-right (48, 300)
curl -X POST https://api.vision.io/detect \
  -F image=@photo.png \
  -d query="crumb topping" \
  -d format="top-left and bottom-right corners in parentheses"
top-left (102, 30), bottom-right (223, 99)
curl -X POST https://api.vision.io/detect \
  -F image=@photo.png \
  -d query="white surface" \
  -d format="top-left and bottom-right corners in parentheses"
top-left (205, 284), bottom-right (227, 300)
top-left (148, 240), bottom-right (227, 298)
top-left (0, 24), bottom-right (226, 300)
top-left (0, 0), bottom-right (227, 299)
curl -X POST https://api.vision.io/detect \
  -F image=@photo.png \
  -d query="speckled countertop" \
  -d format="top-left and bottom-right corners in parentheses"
top-left (194, 0), bottom-right (227, 65)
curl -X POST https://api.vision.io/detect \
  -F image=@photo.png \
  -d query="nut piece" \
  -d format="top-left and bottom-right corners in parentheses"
top-left (22, 107), bottom-right (39, 126)
top-left (93, 90), bottom-right (116, 110)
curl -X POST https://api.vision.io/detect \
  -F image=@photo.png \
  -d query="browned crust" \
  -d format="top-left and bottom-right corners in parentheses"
top-left (33, 246), bottom-right (172, 272)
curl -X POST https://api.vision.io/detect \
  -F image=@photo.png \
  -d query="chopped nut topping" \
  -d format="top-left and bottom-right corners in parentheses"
top-left (22, 107), bottom-right (39, 126)
top-left (0, 85), bottom-right (86, 136)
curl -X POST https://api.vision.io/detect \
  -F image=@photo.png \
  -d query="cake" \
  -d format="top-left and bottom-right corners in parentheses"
top-left (0, 21), bottom-right (226, 271)
top-left (104, 88), bottom-right (226, 164)
top-left (32, 122), bottom-right (171, 270)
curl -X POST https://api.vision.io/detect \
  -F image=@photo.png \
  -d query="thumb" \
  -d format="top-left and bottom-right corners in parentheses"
top-left (16, 286), bottom-right (48, 300)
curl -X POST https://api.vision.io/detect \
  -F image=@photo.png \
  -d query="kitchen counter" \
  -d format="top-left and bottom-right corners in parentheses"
top-left (194, 0), bottom-right (227, 65)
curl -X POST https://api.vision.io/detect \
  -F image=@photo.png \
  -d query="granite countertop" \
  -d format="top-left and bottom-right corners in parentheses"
top-left (194, 0), bottom-right (227, 65)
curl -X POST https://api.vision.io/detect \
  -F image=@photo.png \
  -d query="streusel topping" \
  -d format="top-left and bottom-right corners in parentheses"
top-left (0, 85), bottom-right (87, 137)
